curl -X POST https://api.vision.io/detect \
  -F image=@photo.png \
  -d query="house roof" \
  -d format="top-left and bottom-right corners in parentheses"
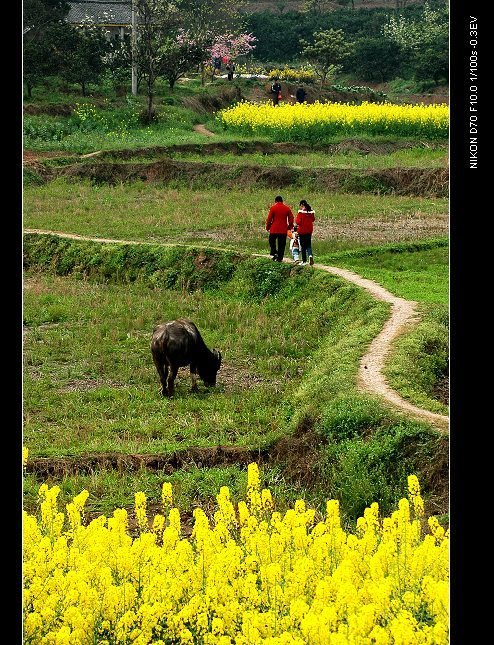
top-left (67, 1), bottom-right (132, 26)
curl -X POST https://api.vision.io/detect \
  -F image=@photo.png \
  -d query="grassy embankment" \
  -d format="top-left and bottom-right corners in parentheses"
top-left (24, 78), bottom-right (265, 153)
top-left (92, 148), bottom-right (447, 169)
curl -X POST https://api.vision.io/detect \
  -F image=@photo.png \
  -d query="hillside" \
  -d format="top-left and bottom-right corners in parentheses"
top-left (243, 0), bottom-right (426, 13)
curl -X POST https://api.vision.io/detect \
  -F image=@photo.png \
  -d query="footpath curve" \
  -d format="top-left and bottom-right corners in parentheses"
top-left (24, 229), bottom-right (449, 433)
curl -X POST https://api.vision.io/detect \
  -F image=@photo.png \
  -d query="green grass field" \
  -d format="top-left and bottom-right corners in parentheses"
top-left (321, 243), bottom-right (448, 305)
top-left (23, 232), bottom-right (448, 522)
top-left (24, 180), bottom-right (447, 253)
top-left (23, 76), bottom-right (449, 527)
top-left (23, 259), bottom-right (389, 457)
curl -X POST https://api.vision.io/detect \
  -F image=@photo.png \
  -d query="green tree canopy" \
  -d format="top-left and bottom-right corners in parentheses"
top-left (300, 28), bottom-right (353, 84)
top-left (23, 0), bottom-right (71, 97)
top-left (56, 21), bottom-right (110, 96)
top-left (348, 36), bottom-right (404, 82)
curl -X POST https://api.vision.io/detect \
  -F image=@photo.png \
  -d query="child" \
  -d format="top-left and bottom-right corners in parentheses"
top-left (288, 225), bottom-right (301, 263)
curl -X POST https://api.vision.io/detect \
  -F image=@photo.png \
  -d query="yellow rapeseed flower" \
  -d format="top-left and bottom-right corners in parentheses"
top-left (162, 481), bottom-right (173, 507)
top-left (218, 101), bottom-right (448, 141)
top-left (23, 469), bottom-right (449, 643)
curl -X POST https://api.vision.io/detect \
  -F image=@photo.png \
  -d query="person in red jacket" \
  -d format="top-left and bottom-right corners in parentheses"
top-left (295, 199), bottom-right (315, 266)
top-left (265, 195), bottom-right (294, 262)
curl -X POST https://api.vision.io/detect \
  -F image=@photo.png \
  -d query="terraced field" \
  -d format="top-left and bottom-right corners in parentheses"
top-left (23, 130), bottom-right (449, 526)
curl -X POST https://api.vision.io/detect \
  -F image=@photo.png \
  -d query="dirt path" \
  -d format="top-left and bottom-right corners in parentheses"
top-left (193, 124), bottom-right (215, 137)
top-left (24, 229), bottom-right (449, 432)
top-left (315, 264), bottom-right (449, 432)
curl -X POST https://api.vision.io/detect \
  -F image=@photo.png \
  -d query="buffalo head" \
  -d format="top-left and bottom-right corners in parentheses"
top-left (200, 349), bottom-right (222, 387)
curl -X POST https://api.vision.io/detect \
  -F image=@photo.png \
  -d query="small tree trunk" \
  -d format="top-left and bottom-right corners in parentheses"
top-left (25, 81), bottom-right (33, 99)
top-left (147, 89), bottom-right (154, 123)
top-left (168, 77), bottom-right (176, 90)
top-left (200, 62), bottom-right (205, 86)
top-left (81, 81), bottom-right (86, 96)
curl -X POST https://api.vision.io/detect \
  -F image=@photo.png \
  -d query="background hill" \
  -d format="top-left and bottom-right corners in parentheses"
top-left (243, 0), bottom-right (426, 13)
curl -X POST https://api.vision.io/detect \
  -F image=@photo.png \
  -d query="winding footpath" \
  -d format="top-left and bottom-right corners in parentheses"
top-left (24, 229), bottom-right (449, 433)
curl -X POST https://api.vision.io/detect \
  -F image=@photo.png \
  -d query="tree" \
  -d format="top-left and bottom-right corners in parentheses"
top-left (382, 1), bottom-right (448, 84)
top-left (161, 30), bottom-right (205, 90)
top-left (300, 29), bottom-right (353, 85)
top-left (210, 33), bottom-right (256, 66)
top-left (413, 33), bottom-right (448, 84)
top-left (159, 30), bottom-right (255, 89)
top-left (56, 21), bottom-right (110, 96)
top-left (23, 0), bottom-right (69, 34)
top-left (178, 0), bottom-right (247, 85)
top-left (349, 36), bottom-right (403, 82)
top-left (302, 0), bottom-right (335, 15)
top-left (382, 1), bottom-right (448, 52)
top-left (102, 37), bottom-right (133, 94)
top-left (23, 0), bottom-right (70, 97)
top-left (245, 12), bottom-right (302, 62)
top-left (133, 0), bottom-right (182, 123)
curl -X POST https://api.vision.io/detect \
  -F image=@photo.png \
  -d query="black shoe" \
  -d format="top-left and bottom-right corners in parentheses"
top-left (309, 255), bottom-right (314, 266)
top-left (272, 254), bottom-right (277, 261)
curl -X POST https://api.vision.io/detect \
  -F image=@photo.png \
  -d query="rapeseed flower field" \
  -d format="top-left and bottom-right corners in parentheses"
top-left (218, 101), bottom-right (449, 141)
top-left (23, 463), bottom-right (448, 643)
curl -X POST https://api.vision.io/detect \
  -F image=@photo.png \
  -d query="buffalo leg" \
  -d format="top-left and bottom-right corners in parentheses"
top-left (190, 365), bottom-right (199, 392)
top-left (167, 364), bottom-right (178, 397)
top-left (152, 353), bottom-right (169, 397)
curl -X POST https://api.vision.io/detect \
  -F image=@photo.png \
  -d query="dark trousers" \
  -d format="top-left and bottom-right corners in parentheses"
top-left (299, 233), bottom-right (313, 263)
top-left (269, 233), bottom-right (287, 261)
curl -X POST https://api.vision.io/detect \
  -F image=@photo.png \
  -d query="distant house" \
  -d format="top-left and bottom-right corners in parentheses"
top-left (67, 1), bottom-right (132, 40)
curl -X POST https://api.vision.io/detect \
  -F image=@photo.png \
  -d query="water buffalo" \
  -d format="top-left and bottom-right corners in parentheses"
top-left (151, 318), bottom-right (222, 397)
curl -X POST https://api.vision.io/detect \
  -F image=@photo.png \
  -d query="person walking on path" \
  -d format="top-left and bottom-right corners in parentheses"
top-left (295, 199), bottom-right (315, 266)
top-left (295, 87), bottom-right (306, 103)
top-left (226, 62), bottom-right (235, 81)
top-left (266, 195), bottom-right (294, 262)
top-left (270, 78), bottom-right (282, 106)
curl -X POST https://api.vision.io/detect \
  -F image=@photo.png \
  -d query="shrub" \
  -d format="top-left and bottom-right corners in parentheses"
top-left (268, 65), bottom-right (318, 84)
top-left (319, 394), bottom-right (388, 441)
top-left (320, 422), bottom-right (443, 519)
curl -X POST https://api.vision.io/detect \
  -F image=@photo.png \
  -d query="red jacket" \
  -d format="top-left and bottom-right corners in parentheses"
top-left (295, 208), bottom-right (315, 234)
top-left (266, 202), bottom-right (294, 234)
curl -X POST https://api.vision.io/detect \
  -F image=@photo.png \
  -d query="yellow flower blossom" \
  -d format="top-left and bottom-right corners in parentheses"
top-left (23, 467), bottom-right (449, 644)
top-left (162, 481), bottom-right (173, 507)
top-left (134, 491), bottom-right (148, 532)
top-left (219, 101), bottom-right (448, 140)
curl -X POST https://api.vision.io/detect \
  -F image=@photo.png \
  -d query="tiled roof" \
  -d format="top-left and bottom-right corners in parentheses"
top-left (67, 1), bottom-right (132, 25)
